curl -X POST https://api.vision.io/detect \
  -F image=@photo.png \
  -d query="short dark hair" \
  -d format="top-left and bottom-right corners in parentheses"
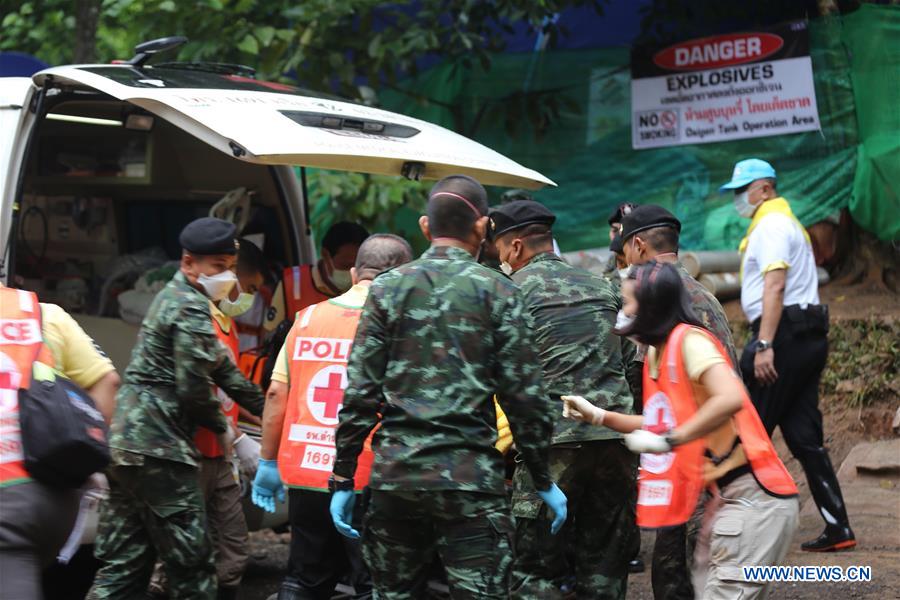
top-left (639, 225), bottom-right (679, 254)
top-left (237, 238), bottom-right (266, 275)
top-left (322, 221), bottom-right (370, 255)
top-left (426, 175), bottom-right (488, 240)
top-left (498, 223), bottom-right (553, 251)
top-left (354, 234), bottom-right (414, 280)
top-left (616, 261), bottom-right (704, 345)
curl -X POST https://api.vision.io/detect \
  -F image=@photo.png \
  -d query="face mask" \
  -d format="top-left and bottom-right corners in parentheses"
top-left (329, 269), bottom-right (353, 292)
top-left (198, 270), bottom-right (237, 301)
top-left (733, 190), bottom-right (758, 218)
top-left (500, 262), bottom-right (514, 276)
top-left (617, 267), bottom-right (631, 280)
top-left (219, 292), bottom-right (255, 317)
top-left (614, 309), bottom-right (635, 332)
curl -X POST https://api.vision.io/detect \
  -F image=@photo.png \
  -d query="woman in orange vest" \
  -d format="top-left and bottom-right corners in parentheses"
top-left (563, 261), bottom-right (798, 600)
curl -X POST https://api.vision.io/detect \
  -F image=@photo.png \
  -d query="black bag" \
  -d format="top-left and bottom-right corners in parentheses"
top-left (19, 372), bottom-right (111, 489)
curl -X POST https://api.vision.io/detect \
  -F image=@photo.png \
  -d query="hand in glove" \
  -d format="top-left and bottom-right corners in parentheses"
top-left (330, 490), bottom-right (360, 539)
top-left (251, 459), bottom-right (285, 513)
top-left (537, 483), bottom-right (568, 535)
top-left (561, 395), bottom-right (606, 426)
top-left (624, 429), bottom-right (673, 454)
top-left (233, 434), bottom-right (261, 478)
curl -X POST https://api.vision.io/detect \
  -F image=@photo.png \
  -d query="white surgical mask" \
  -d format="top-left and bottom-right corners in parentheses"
top-left (733, 190), bottom-right (758, 218)
top-left (615, 309), bottom-right (635, 332)
top-left (329, 269), bottom-right (353, 292)
top-left (198, 270), bottom-right (237, 301)
top-left (219, 291), bottom-right (255, 317)
top-left (500, 261), bottom-right (514, 276)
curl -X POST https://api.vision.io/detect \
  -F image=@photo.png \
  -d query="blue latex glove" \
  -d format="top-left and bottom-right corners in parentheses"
top-left (251, 459), bottom-right (285, 513)
top-left (330, 489), bottom-right (360, 539)
top-left (538, 483), bottom-right (568, 535)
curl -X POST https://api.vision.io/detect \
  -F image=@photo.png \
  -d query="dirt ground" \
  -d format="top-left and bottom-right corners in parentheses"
top-left (240, 279), bottom-right (900, 600)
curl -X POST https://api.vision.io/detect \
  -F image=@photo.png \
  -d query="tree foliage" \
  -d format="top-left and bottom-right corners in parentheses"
top-left (0, 0), bottom-right (600, 231)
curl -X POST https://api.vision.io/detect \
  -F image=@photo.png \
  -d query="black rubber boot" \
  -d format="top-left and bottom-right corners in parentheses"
top-left (802, 526), bottom-right (856, 552)
top-left (799, 447), bottom-right (856, 551)
top-left (276, 581), bottom-right (317, 600)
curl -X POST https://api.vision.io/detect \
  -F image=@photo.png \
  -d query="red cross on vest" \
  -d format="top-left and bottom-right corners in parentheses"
top-left (312, 372), bottom-right (345, 419)
top-left (645, 407), bottom-right (669, 434)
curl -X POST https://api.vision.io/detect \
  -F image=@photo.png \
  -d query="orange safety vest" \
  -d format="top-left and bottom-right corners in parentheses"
top-left (0, 288), bottom-right (55, 486)
top-left (277, 298), bottom-right (375, 492)
top-left (283, 265), bottom-right (332, 323)
top-left (194, 312), bottom-right (242, 458)
top-left (637, 323), bottom-right (797, 528)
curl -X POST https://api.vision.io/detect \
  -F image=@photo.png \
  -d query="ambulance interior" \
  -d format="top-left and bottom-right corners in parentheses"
top-left (13, 97), bottom-right (307, 373)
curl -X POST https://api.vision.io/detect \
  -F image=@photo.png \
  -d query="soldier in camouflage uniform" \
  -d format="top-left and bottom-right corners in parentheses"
top-left (491, 200), bottom-right (637, 599)
top-left (601, 203), bottom-right (637, 282)
top-left (89, 218), bottom-right (265, 600)
top-left (620, 205), bottom-right (739, 600)
top-left (332, 175), bottom-right (565, 600)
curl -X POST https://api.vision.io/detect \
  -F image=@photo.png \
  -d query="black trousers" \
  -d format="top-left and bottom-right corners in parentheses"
top-left (741, 305), bottom-right (850, 530)
top-left (284, 488), bottom-right (372, 600)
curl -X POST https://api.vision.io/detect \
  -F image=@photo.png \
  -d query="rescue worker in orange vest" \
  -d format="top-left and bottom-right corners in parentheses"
top-left (562, 261), bottom-right (799, 600)
top-left (265, 222), bottom-right (370, 328)
top-left (252, 234), bottom-right (413, 600)
top-left (0, 285), bottom-right (120, 599)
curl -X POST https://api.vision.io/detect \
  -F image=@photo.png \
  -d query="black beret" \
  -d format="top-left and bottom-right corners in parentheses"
top-left (609, 234), bottom-right (624, 255)
top-left (608, 202), bottom-right (637, 226)
top-left (620, 205), bottom-right (681, 241)
top-left (179, 217), bottom-right (239, 255)
top-left (490, 200), bottom-right (556, 239)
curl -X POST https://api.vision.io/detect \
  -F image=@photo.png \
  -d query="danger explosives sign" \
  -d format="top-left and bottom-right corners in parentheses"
top-left (630, 21), bottom-right (820, 149)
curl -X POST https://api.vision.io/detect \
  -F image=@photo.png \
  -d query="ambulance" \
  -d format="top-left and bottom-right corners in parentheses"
top-left (0, 37), bottom-right (553, 538)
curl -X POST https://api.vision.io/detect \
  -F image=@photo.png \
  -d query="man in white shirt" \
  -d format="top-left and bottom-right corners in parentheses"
top-left (721, 158), bottom-right (855, 553)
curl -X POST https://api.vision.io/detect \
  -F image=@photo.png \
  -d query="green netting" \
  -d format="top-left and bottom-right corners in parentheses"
top-left (842, 5), bottom-right (900, 242)
top-left (379, 5), bottom-right (899, 250)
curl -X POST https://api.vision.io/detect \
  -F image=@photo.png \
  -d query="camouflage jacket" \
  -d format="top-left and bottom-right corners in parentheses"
top-left (675, 263), bottom-right (741, 371)
top-left (109, 271), bottom-right (264, 466)
top-left (512, 253), bottom-right (634, 444)
top-left (334, 245), bottom-right (553, 494)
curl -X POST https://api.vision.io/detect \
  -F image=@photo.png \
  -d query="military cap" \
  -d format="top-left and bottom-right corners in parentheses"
top-left (620, 205), bottom-right (681, 241)
top-left (489, 200), bottom-right (556, 238)
top-left (608, 203), bottom-right (637, 226)
top-left (179, 217), bottom-right (239, 255)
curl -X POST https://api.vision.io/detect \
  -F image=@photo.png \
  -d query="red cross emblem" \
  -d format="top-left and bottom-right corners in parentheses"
top-left (312, 372), bottom-right (345, 420)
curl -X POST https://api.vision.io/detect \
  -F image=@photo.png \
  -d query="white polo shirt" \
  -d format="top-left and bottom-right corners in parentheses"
top-left (741, 212), bottom-right (819, 323)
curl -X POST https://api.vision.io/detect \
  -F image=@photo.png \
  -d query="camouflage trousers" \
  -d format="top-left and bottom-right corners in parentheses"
top-left (361, 489), bottom-right (514, 599)
top-left (510, 440), bottom-right (638, 600)
top-left (87, 455), bottom-right (216, 600)
top-left (650, 492), bottom-right (707, 600)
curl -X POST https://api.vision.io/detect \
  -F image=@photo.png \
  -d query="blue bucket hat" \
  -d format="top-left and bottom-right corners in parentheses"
top-left (718, 158), bottom-right (776, 193)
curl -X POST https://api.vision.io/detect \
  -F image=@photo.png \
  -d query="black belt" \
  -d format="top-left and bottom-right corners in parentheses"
top-left (751, 303), bottom-right (829, 336)
top-left (716, 464), bottom-right (752, 489)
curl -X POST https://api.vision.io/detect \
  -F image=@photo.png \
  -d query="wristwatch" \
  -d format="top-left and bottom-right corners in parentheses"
top-left (756, 339), bottom-right (772, 352)
top-left (328, 476), bottom-right (355, 493)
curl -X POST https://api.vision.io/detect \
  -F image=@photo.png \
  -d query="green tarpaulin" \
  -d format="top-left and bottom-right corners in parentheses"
top-left (379, 4), bottom-right (899, 251)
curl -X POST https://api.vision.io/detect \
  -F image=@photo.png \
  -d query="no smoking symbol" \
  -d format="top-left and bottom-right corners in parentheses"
top-left (661, 111), bottom-right (677, 129)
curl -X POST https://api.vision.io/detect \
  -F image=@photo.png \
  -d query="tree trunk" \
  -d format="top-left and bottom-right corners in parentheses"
top-left (73, 0), bottom-right (101, 64)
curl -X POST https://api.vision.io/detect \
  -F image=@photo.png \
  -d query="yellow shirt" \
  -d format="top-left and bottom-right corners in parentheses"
top-left (270, 284), bottom-right (370, 385)
top-left (40, 303), bottom-right (116, 389)
top-left (648, 328), bottom-right (744, 474)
